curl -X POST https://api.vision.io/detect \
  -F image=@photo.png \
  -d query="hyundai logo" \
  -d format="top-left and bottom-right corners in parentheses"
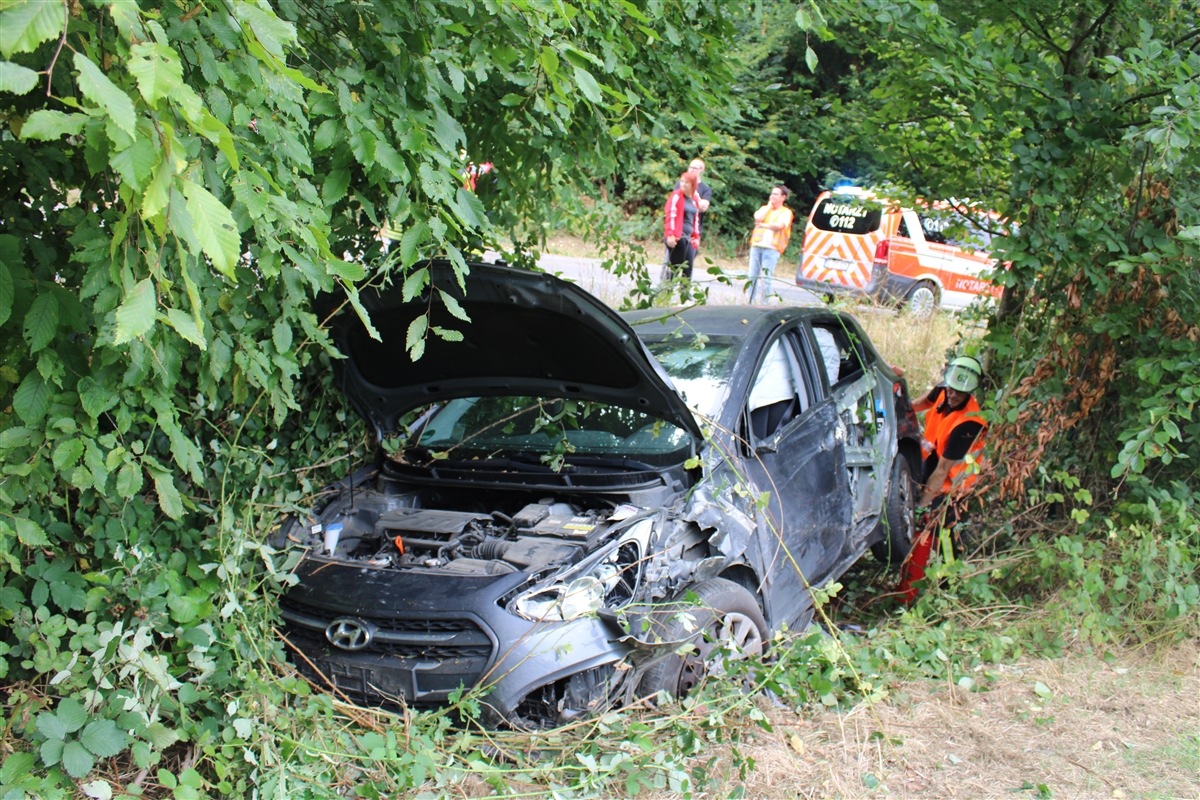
top-left (325, 617), bottom-right (374, 651)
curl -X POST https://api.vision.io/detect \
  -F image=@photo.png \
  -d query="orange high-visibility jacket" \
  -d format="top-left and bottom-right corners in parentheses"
top-left (922, 393), bottom-right (987, 496)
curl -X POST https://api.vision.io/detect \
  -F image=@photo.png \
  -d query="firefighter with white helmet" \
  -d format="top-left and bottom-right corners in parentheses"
top-left (898, 354), bottom-right (987, 601)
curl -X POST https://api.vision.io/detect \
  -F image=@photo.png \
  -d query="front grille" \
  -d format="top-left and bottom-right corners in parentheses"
top-left (284, 624), bottom-right (491, 660)
top-left (279, 599), bottom-right (497, 706)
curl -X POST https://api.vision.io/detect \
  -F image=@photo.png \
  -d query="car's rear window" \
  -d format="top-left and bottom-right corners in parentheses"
top-left (643, 338), bottom-right (737, 419)
top-left (811, 196), bottom-right (883, 236)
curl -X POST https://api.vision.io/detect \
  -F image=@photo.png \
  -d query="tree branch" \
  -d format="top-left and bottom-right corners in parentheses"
top-left (44, 0), bottom-right (70, 97)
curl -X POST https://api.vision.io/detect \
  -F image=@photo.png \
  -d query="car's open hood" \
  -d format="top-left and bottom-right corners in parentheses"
top-left (318, 261), bottom-right (703, 447)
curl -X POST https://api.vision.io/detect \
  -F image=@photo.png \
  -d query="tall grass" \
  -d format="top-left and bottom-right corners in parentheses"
top-left (851, 306), bottom-right (975, 391)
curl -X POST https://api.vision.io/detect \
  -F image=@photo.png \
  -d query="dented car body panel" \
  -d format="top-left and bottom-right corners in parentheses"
top-left (277, 262), bottom-right (921, 726)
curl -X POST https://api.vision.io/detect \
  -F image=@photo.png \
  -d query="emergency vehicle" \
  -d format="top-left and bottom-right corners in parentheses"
top-left (795, 186), bottom-right (1005, 314)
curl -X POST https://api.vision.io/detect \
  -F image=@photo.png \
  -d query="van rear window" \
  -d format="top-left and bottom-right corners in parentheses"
top-left (811, 198), bottom-right (882, 235)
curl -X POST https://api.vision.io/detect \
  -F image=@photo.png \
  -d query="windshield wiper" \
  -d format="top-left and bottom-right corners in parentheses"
top-left (558, 454), bottom-right (660, 471)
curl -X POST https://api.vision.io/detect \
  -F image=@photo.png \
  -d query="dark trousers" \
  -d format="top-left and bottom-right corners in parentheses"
top-left (665, 239), bottom-right (695, 280)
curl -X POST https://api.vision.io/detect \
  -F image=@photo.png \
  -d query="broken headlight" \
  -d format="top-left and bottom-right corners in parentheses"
top-left (508, 520), bottom-right (652, 623)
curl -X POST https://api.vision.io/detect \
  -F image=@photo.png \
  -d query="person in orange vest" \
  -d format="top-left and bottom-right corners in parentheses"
top-left (746, 185), bottom-right (793, 304)
top-left (898, 355), bottom-right (987, 602)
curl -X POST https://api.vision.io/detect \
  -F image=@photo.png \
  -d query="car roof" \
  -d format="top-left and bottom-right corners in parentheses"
top-left (622, 304), bottom-right (834, 341)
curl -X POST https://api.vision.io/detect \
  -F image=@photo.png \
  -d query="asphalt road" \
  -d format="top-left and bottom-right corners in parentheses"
top-left (534, 252), bottom-right (826, 308)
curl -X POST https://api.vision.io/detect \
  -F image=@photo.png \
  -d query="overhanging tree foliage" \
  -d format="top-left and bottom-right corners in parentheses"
top-left (0, 0), bottom-right (741, 792)
top-left (822, 0), bottom-right (1200, 496)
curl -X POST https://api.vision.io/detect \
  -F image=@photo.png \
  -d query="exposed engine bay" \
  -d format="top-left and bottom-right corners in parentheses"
top-left (285, 479), bottom-right (639, 578)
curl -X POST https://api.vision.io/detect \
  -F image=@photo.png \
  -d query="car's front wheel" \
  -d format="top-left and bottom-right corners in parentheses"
top-left (637, 578), bottom-right (768, 701)
top-left (871, 456), bottom-right (916, 567)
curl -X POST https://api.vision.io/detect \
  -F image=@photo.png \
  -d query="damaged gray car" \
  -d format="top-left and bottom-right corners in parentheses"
top-left (276, 262), bottom-right (922, 728)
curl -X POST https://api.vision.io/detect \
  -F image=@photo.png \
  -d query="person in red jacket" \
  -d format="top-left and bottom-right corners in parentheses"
top-left (898, 355), bottom-right (987, 602)
top-left (663, 171), bottom-right (702, 282)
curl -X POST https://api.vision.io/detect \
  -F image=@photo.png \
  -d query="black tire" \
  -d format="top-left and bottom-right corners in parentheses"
top-left (871, 456), bottom-right (916, 568)
top-left (905, 281), bottom-right (940, 316)
top-left (637, 578), bottom-right (767, 701)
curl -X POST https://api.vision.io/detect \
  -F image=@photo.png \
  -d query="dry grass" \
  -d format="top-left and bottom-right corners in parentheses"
top-left (728, 640), bottom-right (1200, 800)
top-left (854, 309), bottom-right (976, 393)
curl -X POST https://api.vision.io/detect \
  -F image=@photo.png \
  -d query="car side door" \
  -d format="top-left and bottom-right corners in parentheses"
top-left (739, 326), bottom-right (851, 631)
top-left (807, 316), bottom-right (890, 551)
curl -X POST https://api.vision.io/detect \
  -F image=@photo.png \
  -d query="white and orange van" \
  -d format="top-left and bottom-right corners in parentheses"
top-left (795, 186), bottom-right (1006, 313)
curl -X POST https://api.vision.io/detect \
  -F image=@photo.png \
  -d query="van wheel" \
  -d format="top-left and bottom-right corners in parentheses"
top-left (871, 457), bottom-right (916, 568)
top-left (905, 282), bottom-right (939, 316)
top-left (637, 578), bottom-right (767, 701)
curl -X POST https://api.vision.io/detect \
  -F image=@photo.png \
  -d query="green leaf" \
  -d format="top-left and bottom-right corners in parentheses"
top-left (0, 751), bottom-right (36, 783)
top-left (540, 46), bottom-right (559, 78)
top-left (0, 425), bottom-right (36, 449)
top-left (77, 377), bottom-right (117, 419)
top-left (805, 46), bottom-right (818, 73)
top-left (126, 42), bottom-right (182, 106)
top-left (322, 168), bottom-right (349, 203)
top-left (152, 469), bottom-right (184, 520)
top-left (80, 720), bottom-right (128, 758)
top-left (235, 1), bottom-right (297, 59)
top-left (50, 578), bottom-right (85, 611)
top-left (23, 291), bottom-right (59, 352)
top-left (192, 108), bottom-right (239, 169)
top-left (36, 710), bottom-right (69, 742)
top-left (0, 60), bottom-right (38, 94)
top-left (431, 107), bottom-right (464, 150)
top-left (431, 326), bottom-right (463, 342)
top-left (401, 266), bottom-right (430, 301)
top-left (73, 52), bottom-right (137, 138)
top-left (406, 313), bottom-right (428, 358)
top-left (56, 698), bottom-right (89, 734)
top-left (181, 179), bottom-right (239, 278)
top-left (374, 139), bottom-right (410, 180)
top-left (115, 461), bottom-right (143, 498)
top-left (0, 259), bottom-right (12, 326)
top-left (0, 0), bottom-right (66, 58)
top-left (168, 593), bottom-right (200, 624)
top-left (573, 65), bottom-right (603, 103)
top-left (113, 277), bottom-right (156, 344)
top-left (61, 741), bottom-right (95, 779)
top-left (52, 437), bottom-right (84, 473)
top-left (437, 289), bottom-right (470, 322)
top-left (163, 307), bottom-right (207, 349)
top-left (326, 258), bottom-right (366, 282)
top-left (40, 738), bottom-right (64, 768)
top-left (110, 136), bottom-right (159, 191)
top-left (344, 287), bottom-right (381, 342)
top-left (12, 371), bottom-right (51, 424)
top-left (141, 155), bottom-right (175, 219)
top-left (272, 318), bottom-right (292, 353)
top-left (400, 221), bottom-right (427, 266)
top-left (19, 109), bottom-right (87, 140)
top-left (454, 186), bottom-right (486, 229)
